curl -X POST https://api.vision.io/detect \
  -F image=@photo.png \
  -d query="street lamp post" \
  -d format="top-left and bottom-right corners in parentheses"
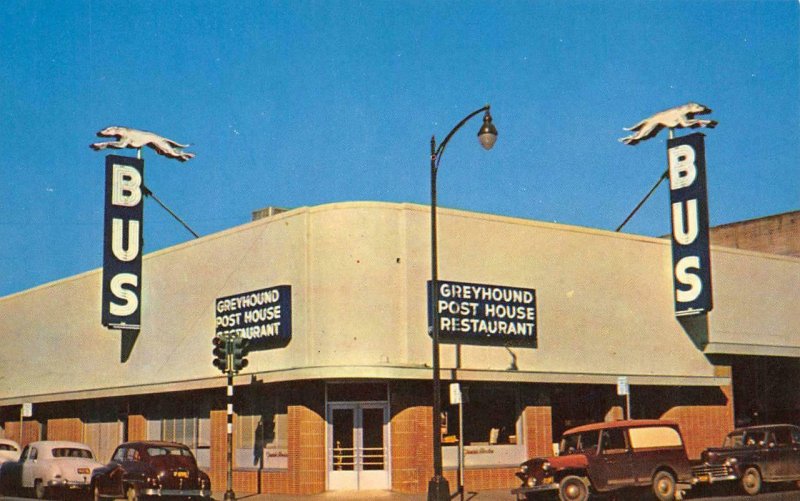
top-left (428, 105), bottom-right (497, 501)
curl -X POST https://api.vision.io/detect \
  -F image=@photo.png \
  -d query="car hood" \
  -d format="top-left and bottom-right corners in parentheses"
top-left (700, 447), bottom-right (739, 464)
top-left (523, 454), bottom-right (589, 471)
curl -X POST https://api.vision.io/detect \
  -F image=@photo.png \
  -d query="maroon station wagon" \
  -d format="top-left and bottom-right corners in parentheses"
top-left (91, 441), bottom-right (211, 501)
top-left (512, 419), bottom-right (694, 501)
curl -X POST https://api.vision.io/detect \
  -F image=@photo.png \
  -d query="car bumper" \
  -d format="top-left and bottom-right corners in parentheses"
top-left (511, 481), bottom-right (559, 496)
top-left (46, 479), bottom-right (91, 490)
top-left (142, 488), bottom-right (212, 497)
top-left (693, 472), bottom-right (738, 484)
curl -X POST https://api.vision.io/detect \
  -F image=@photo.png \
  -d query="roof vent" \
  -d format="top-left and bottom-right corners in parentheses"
top-left (252, 206), bottom-right (288, 221)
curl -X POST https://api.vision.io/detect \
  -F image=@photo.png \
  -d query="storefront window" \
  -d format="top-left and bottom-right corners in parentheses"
top-left (146, 396), bottom-right (211, 468)
top-left (443, 384), bottom-right (520, 446)
top-left (162, 416), bottom-right (197, 448)
top-left (235, 393), bottom-right (288, 470)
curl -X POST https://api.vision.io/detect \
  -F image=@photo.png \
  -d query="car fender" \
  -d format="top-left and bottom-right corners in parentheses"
top-left (646, 464), bottom-right (682, 486)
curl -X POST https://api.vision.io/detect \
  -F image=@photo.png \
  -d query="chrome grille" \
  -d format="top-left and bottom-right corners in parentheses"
top-left (692, 463), bottom-right (731, 478)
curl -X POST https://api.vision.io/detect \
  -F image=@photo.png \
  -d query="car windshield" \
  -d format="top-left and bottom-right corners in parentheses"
top-left (146, 446), bottom-right (192, 458)
top-left (722, 432), bottom-right (744, 448)
top-left (52, 448), bottom-right (93, 459)
top-left (0, 444), bottom-right (17, 452)
top-left (560, 430), bottom-right (599, 455)
top-left (742, 431), bottom-right (769, 447)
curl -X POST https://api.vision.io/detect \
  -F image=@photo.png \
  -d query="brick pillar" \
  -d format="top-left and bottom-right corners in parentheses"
top-left (47, 418), bottom-right (83, 442)
top-left (391, 403), bottom-right (432, 493)
top-left (127, 415), bottom-right (148, 441)
top-left (661, 366), bottom-right (735, 459)
top-left (4, 420), bottom-right (41, 447)
top-left (523, 405), bottom-right (553, 458)
top-left (209, 409), bottom-right (228, 492)
top-left (288, 404), bottom-right (325, 494)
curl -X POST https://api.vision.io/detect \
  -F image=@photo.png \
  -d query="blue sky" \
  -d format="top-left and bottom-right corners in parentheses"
top-left (1, 0), bottom-right (798, 297)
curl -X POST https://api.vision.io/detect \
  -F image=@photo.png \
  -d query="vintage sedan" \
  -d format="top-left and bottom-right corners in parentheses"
top-left (91, 441), bottom-right (211, 501)
top-left (0, 440), bottom-right (103, 499)
top-left (0, 439), bottom-right (21, 464)
top-left (692, 424), bottom-right (800, 495)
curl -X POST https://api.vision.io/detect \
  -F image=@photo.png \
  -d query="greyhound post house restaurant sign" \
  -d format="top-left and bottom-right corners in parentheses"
top-left (0, 114), bottom-right (798, 495)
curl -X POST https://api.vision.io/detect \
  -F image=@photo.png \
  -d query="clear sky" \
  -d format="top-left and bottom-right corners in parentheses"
top-left (1, 1), bottom-right (798, 297)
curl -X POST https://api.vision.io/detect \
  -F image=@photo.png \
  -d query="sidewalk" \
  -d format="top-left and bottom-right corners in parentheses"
top-left (215, 489), bottom-right (514, 500)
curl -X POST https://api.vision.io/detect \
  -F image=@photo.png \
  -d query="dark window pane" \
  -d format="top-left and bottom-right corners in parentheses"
top-left (327, 383), bottom-right (387, 402)
top-left (332, 409), bottom-right (355, 471)
top-left (361, 408), bottom-right (384, 470)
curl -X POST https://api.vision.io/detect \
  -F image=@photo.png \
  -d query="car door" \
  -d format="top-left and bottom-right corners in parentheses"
top-left (761, 431), bottom-right (784, 480)
top-left (590, 428), bottom-right (634, 491)
top-left (21, 446), bottom-right (38, 489)
top-left (790, 427), bottom-right (800, 479)
top-left (103, 446), bottom-right (128, 497)
top-left (771, 427), bottom-right (795, 479)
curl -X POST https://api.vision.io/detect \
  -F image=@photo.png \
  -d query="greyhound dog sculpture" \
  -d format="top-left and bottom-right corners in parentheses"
top-left (91, 126), bottom-right (195, 161)
top-left (620, 103), bottom-right (717, 145)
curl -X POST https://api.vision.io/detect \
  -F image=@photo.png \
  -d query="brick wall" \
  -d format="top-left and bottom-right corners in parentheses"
top-left (3, 420), bottom-right (41, 447)
top-left (709, 211), bottom-right (800, 257)
top-left (443, 467), bottom-right (518, 491)
top-left (391, 402), bottom-right (432, 493)
top-left (661, 374), bottom-right (735, 459)
top-left (209, 409), bottom-right (228, 491)
top-left (288, 403), bottom-right (325, 494)
top-left (47, 418), bottom-right (83, 442)
top-left (523, 405), bottom-right (553, 459)
top-left (127, 415), bottom-right (147, 441)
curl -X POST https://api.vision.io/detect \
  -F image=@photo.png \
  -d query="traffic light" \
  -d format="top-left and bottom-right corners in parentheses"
top-left (212, 336), bottom-right (228, 373)
top-left (231, 337), bottom-right (250, 373)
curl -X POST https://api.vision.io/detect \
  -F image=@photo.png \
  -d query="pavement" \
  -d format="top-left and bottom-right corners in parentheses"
top-left (215, 489), bottom-right (514, 500)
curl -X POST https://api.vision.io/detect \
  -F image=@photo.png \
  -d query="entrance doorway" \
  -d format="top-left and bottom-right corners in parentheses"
top-left (327, 402), bottom-right (390, 490)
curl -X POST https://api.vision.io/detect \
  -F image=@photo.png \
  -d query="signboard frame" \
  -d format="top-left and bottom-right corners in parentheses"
top-left (215, 285), bottom-right (292, 350)
top-left (102, 155), bottom-right (144, 331)
top-left (427, 280), bottom-right (537, 348)
top-left (667, 133), bottom-right (713, 316)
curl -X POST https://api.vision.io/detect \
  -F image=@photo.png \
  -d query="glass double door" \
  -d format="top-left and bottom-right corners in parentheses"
top-left (327, 402), bottom-right (389, 490)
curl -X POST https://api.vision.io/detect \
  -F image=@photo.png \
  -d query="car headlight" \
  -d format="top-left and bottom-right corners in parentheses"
top-left (724, 457), bottom-right (738, 466)
top-left (542, 461), bottom-right (551, 471)
top-left (519, 464), bottom-right (529, 475)
top-left (526, 477), bottom-right (537, 488)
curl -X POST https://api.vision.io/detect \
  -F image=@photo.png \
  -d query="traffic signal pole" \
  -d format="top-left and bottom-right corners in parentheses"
top-left (213, 334), bottom-right (249, 501)
top-left (225, 346), bottom-right (235, 501)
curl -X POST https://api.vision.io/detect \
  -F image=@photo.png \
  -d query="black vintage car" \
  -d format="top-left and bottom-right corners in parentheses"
top-left (692, 424), bottom-right (800, 495)
top-left (90, 441), bottom-right (211, 501)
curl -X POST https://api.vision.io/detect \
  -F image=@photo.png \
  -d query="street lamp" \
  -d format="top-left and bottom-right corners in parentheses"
top-left (428, 105), bottom-right (497, 501)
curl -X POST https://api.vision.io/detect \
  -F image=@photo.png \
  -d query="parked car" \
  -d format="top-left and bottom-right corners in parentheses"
top-left (0, 439), bottom-right (21, 464)
top-left (692, 424), bottom-right (800, 495)
top-left (512, 419), bottom-right (694, 501)
top-left (91, 441), bottom-right (211, 501)
top-left (0, 440), bottom-right (103, 499)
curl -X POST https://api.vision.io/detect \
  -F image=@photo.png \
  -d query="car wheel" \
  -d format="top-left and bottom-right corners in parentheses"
top-left (740, 466), bottom-right (762, 496)
top-left (34, 479), bottom-right (47, 500)
top-left (558, 475), bottom-right (589, 501)
top-left (652, 470), bottom-right (676, 501)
